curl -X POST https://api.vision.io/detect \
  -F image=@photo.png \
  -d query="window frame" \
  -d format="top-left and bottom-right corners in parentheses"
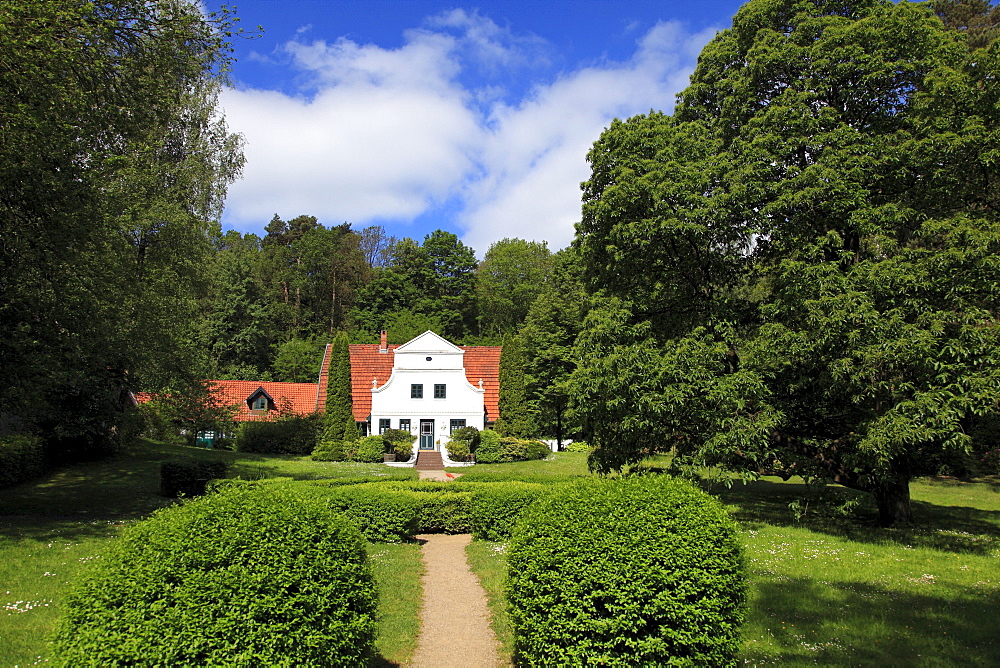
top-left (410, 384), bottom-right (423, 399)
top-left (450, 419), bottom-right (466, 433)
top-left (399, 419), bottom-right (411, 433)
top-left (434, 383), bottom-right (447, 399)
top-left (378, 418), bottom-right (390, 434)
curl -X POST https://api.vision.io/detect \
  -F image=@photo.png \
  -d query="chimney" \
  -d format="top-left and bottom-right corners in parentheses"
top-left (379, 330), bottom-right (388, 352)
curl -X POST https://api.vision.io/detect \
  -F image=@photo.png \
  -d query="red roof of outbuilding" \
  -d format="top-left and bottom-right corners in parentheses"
top-left (347, 344), bottom-right (502, 422)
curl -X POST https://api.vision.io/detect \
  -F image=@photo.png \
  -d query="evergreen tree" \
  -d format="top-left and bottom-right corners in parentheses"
top-left (495, 334), bottom-right (535, 438)
top-left (321, 333), bottom-right (355, 443)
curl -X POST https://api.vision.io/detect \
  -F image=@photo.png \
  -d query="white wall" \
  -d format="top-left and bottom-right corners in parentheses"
top-left (370, 331), bottom-right (486, 449)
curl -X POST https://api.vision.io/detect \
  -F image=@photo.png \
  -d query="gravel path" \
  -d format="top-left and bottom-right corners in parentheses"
top-left (408, 533), bottom-right (503, 668)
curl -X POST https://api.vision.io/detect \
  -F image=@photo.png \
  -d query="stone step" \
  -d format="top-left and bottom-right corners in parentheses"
top-left (415, 450), bottom-right (444, 470)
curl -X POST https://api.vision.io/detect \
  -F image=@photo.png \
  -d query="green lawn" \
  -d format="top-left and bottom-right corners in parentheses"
top-left (0, 439), bottom-right (420, 667)
top-left (461, 462), bottom-right (1000, 666)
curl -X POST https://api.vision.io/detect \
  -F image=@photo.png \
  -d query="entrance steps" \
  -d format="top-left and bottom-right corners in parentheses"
top-left (415, 450), bottom-right (445, 471)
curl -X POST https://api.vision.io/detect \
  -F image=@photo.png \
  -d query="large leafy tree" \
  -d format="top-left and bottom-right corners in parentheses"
top-left (573, 0), bottom-right (1000, 526)
top-left (477, 238), bottom-right (553, 336)
top-left (0, 0), bottom-right (243, 457)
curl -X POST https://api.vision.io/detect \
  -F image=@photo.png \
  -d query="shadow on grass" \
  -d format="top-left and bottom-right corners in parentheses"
top-left (744, 574), bottom-right (1000, 666)
top-left (717, 479), bottom-right (1000, 556)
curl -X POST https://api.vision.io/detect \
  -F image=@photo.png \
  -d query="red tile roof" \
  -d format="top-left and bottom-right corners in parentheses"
top-left (135, 342), bottom-right (502, 424)
top-left (348, 344), bottom-right (502, 422)
top-left (135, 381), bottom-right (322, 422)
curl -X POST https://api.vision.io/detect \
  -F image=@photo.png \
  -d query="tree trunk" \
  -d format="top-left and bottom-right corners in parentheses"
top-left (872, 474), bottom-right (913, 527)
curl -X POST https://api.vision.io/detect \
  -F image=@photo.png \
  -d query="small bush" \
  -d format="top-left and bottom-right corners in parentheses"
top-left (359, 482), bottom-right (473, 533)
top-left (160, 460), bottom-right (229, 498)
top-left (564, 441), bottom-right (591, 453)
top-left (446, 439), bottom-right (471, 462)
top-left (354, 435), bottom-right (387, 463)
top-left (475, 429), bottom-right (503, 463)
top-left (0, 434), bottom-right (45, 488)
top-left (236, 414), bottom-right (321, 455)
top-left (507, 476), bottom-right (746, 666)
top-left (451, 426), bottom-right (480, 450)
top-left (469, 482), bottom-right (546, 541)
top-left (53, 484), bottom-right (377, 666)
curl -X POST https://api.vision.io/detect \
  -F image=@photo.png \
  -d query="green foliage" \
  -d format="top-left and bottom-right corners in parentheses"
top-left (0, 435), bottom-right (45, 488)
top-left (446, 439), bottom-right (471, 462)
top-left (382, 428), bottom-right (416, 461)
top-left (236, 415), bottom-right (321, 455)
top-left (159, 460), bottom-right (229, 498)
top-left (323, 333), bottom-right (355, 443)
top-left (495, 334), bottom-right (536, 438)
top-left (354, 435), bottom-right (388, 463)
top-left (572, 0), bottom-right (1000, 525)
top-left (272, 337), bottom-right (325, 382)
top-left (475, 429), bottom-right (503, 463)
top-left (451, 426), bottom-right (481, 449)
top-left (564, 441), bottom-right (592, 453)
top-left (52, 483), bottom-right (377, 666)
top-left (313, 485), bottom-right (421, 543)
top-left (477, 238), bottom-right (553, 336)
top-left (311, 439), bottom-right (347, 462)
top-left (507, 476), bottom-right (746, 666)
top-left (474, 430), bottom-right (549, 463)
top-left (469, 482), bottom-right (547, 542)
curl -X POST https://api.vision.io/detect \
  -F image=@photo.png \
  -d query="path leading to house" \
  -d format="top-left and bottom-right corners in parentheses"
top-left (417, 469), bottom-right (462, 481)
top-left (408, 533), bottom-right (502, 668)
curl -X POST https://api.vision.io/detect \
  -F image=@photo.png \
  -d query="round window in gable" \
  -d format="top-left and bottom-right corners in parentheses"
top-left (426, 356), bottom-right (433, 361)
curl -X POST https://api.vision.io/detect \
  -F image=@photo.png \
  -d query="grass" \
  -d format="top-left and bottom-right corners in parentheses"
top-left (446, 451), bottom-right (591, 479)
top-left (459, 464), bottom-right (1000, 666)
top-left (0, 439), bottom-right (422, 667)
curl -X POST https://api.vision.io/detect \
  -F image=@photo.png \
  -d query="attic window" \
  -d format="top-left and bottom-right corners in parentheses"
top-left (251, 395), bottom-right (267, 411)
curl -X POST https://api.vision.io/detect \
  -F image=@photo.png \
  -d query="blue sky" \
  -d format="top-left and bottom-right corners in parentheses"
top-left (206, 0), bottom-right (746, 255)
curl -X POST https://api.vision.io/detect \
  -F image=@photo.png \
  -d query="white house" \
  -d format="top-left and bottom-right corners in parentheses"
top-left (345, 331), bottom-right (502, 453)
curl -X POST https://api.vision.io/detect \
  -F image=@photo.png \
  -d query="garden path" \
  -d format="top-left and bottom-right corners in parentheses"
top-left (408, 533), bottom-right (503, 667)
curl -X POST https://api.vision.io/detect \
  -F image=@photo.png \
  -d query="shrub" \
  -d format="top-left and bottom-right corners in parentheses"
top-left (469, 482), bottom-right (546, 541)
top-left (236, 414), bottom-right (321, 455)
top-left (314, 485), bottom-right (421, 542)
top-left (475, 429), bottom-right (503, 463)
top-left (354, 435), bottom-right (387, 463)
top-left (451, 426), bottom-right (480, 450)
top-left (507, 476), bottom-right (746, 666)
top-left (362, 482), bottom-right (473, 533)
top-left (564, 441), bottom-right (591, 453)
top-left (311, 439), bottom-right (347, 461)
top-left (160, 460), bottom-right (229, 497)
top-left (446, 439), bottom-right (471, 462)
top-left (500, 437), bottom-right (549, 462)
top-left (0, 434), bottom-right (45, 488)
top-left (52, 484), bottom-right (377, 666)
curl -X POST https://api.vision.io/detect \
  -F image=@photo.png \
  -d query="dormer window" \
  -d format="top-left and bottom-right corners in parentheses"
top-left (247, 387), bottom-right (273, 414)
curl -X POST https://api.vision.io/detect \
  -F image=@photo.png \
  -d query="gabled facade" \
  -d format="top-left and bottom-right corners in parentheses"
top-left (347, 331), bottom-right (501, 452)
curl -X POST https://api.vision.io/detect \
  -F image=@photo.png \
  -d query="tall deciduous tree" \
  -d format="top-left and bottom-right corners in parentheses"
top-left (573, 0), bottom-right (1000, 526)
top-left (477, 238), bottom-right (553, 336)
top-left (0, 0), bottom-right (243, 458)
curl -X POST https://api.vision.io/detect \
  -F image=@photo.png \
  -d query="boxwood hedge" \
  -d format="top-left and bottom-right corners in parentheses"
top-left (52, 483), bottom-right (377, 666)
top-left (469, 482), bottom-right (546, 541)
top-left (507, 476), bottom-right (747, 666)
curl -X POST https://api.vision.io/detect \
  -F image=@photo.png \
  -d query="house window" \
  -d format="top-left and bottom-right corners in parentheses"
top-left (411, 384), bottom-right (423, 399)
top-left (400, 419), bottom-right (411, 433)
top-left (450, 419), bottom-right (466, 433)
top-left (379, 419), bottom-right (390, 434)
top-left (434, 384), bottom-right (446, 399)
top-left (359, 421), bottom-right (368, 437)
top-left (251, 395), bottom-right (267, 411)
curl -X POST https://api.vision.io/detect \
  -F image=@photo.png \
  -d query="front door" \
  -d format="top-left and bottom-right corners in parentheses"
top-left (419, 420), bottom-right (435, 450)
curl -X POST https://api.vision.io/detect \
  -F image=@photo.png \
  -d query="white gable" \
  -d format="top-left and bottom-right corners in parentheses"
top-left (393, 331), bottom-right (464, 370)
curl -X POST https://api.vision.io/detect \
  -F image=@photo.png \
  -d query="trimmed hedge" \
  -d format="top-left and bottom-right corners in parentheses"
top-left (52, 483), bottom-right (377, 666)
top-left (312, 435), bottom-right (388, 462)
top-left (469, 482), bottom-right (546, 541)
top-left (236, 414), bottom-right (321, 454)
top-left (160, 460), bottom-right (229, 497)
top-left (313, 484), bottom-right (421, 542)
top-left (0, 434), bottom-right (45, 488)
top-left (507, 476), bottom-right (747, 666)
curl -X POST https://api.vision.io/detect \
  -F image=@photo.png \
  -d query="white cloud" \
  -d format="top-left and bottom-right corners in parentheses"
top-left (219, 15), bottom-right (717, 252)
